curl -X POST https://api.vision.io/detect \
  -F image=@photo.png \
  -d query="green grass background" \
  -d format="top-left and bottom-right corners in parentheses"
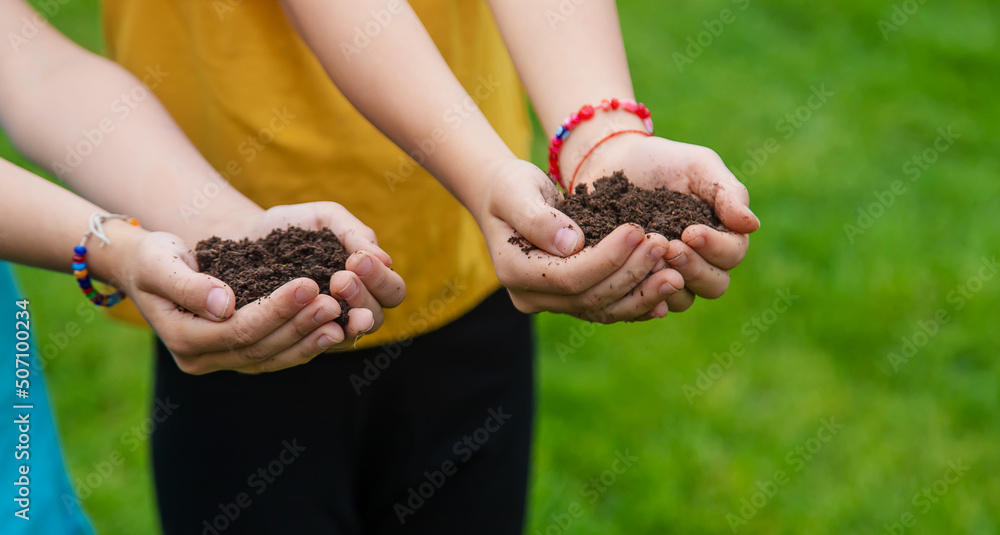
top-left (3, 0), bottom-right (998, 533)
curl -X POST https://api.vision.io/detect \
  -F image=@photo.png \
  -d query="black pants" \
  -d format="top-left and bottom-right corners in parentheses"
top-left (152, 291), bottom-right (534, 535)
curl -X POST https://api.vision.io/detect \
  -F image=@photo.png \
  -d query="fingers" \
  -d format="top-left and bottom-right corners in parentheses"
top-left (681, 225), bottom-right (749, 271)
top-left (691, 152), bottom-right (760, 234)
top-left (664, 287), bottom-right (696, 313)
top-left (664, 240), bottom-right (731, 299)
top-left (150, 278), bottom-right (321, 363)
top-left (318, 202), bottom-right (394, 267)
top-left (632, 301), bottom-right (671, 322)
top-left (577, 233), bottom-right (670, 308)
top-left (510, 232), bottom-right (670, 312)
top-left (191, 294), bottom-right (346, 374)
top-left (498, 224), bottom-right (647, 295)
top-left (328, 271), bottom-right (381, 347)
top-left (650, 256), bottom-right (668, 274)
top-left (716, 187), bottom-right (760, 234)
top-left (489, 168), bottom-right (585, 257)
top-left (571, 269), bottom-right (685, 324)
top-left (319, 308), bottom-right (375, 352)
top-left (346, 251), bottom-right (406, 308)
top-left (236, 318), bottom-right (347, 374)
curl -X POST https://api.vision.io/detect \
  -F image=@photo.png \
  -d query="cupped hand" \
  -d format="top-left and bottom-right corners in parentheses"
top-left (570, 134), bottom-right (760, 313)
top-left (110, 231), bottom-right (346, 374)
top-left (475, 159), bottom-right (684, 323)
top-left (208, 202), bottom-right (406, 351)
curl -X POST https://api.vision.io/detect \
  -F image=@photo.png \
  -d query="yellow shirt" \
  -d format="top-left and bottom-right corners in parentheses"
top-left (102, 0), bottom-right (531, 349)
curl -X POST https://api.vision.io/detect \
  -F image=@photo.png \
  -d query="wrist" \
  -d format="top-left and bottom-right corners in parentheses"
top-left (570, 130), bottom-right (651, 190)
top-left (436, 144), bottom-right (520, 226)
top-left (82, 218), bottom-right (147, 293)
top-left (470, 157), bottom-right (526, 225)
top-left (546, 99), bottom-right (653, 191)
top-left (558, 109), bottom-right (645, 178)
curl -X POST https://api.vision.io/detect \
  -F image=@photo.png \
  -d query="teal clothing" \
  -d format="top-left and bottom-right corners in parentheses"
top-left (0, 262), bottom-right (93, 534)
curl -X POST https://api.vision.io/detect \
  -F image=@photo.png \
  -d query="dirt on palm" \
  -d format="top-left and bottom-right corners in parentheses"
top-left (196, 226), bottom-right (351, 326)
top-left (509, 171), bottom-right (727, 252)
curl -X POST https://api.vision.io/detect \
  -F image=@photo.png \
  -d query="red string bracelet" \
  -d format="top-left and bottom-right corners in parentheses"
top-left (568, 129), bottom-right (652, 193)
top-left (548, 98), bottom-right (654, 191)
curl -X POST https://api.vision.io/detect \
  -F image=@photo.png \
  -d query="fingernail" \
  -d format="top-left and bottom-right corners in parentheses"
top-left (337, 278), bottom-right (360, 300)
top-left (685, 235), bottom-right (706, 249)
top-left (318, 335), bottom-right (337, 349)
top-left (626, 229), bottom-right (644, 248)
top-left (667, 251), bottom-right (688, 268)
top-left (294, 285), bottom-right (319, 305)
top-left (365, 316), bottom-right (376, 334)
top-left (554, 227), bottom-right (579, 256)
top-left (206, 288), bottom-right (230, 320)
top-left (659, 282), bottom-right (679, 296)
top-left (313, 307), bottom-right (338, 324)
top-left (649, 246), bottom-right (666, 261)
top-left (354, 254), bottom-right (374, 277)
top-left (653, 302), bottom-right (669, 318)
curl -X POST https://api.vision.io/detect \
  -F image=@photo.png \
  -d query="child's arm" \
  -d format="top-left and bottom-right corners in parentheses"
top-left (485, 0), bottom-right (759, 312)
top-left (0, 157), bottom-right (350, 374)
top-left (280, 0), bottom-right (680, 323)
top-left (0, 0), bottom-right (404, 364)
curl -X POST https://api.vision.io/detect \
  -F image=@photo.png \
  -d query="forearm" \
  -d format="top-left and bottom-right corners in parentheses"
top-left (279, 0), bottom-right (518, 218)
top-left (486, 0), bottom-right (645, 176)
top-left (0, 158), bottom-right (142, 284)
top-left (0, 0), bottom-right (262, 244)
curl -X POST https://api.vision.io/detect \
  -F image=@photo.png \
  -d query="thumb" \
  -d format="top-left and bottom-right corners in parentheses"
top-left (716, 188), bottom-right (761, 235)
top-left (498, 178), bottom-right (586, 258)
top-left (135, 234), bottom-right (237, 321)
top-left (693, 156), bottom-right (760, 235)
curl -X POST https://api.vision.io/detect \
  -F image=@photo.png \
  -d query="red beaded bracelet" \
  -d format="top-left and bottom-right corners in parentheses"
top-left (548, 98), bottom-right (654, 191)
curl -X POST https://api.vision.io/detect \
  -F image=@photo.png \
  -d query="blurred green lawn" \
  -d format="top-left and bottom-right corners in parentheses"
top-left (4, 0), bottom-right (998, 533)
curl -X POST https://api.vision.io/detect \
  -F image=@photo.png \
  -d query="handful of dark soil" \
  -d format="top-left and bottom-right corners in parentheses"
top-left (196, 226), bottom-right (351, 326)
top-left (510, 171), bottom-right (727, 252)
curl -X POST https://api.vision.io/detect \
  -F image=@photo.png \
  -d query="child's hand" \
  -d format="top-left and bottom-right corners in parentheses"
top-left (207, 202), bottom-right (406, 352)
top-left (572, 134), bottom-right (760, 312)
top-left (475, 160), bottom-right (683, 323)
top-left (110, 231), bottom-right (348, 374)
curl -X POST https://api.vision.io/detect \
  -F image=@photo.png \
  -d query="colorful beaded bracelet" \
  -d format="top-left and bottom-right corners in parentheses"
top-left (548, 98), bottom-right (654, 191)
top-left (73, 212), bottom-right (140, 307)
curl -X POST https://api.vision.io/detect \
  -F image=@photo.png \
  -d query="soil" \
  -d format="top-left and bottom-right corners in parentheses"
top-left (196, 226), bottom-right (351, 326)
top-left (509, 171), bottom-right (727, 252)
